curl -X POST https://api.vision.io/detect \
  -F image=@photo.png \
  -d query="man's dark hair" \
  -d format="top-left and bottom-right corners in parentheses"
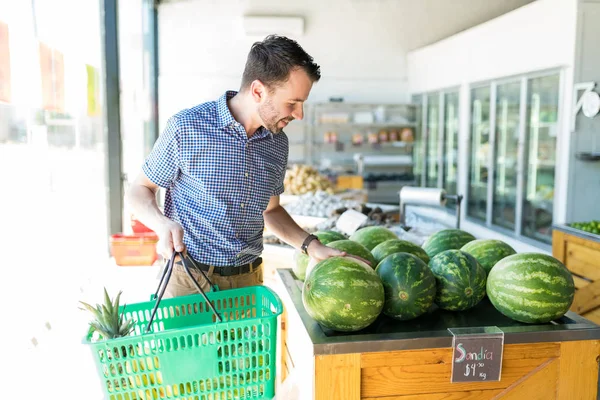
top-left (240, 35), bottom-right (321, 91)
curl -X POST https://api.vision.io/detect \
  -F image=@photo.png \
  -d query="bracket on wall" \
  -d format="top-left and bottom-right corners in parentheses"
top-left (572, 81), bottom-right (597, 132)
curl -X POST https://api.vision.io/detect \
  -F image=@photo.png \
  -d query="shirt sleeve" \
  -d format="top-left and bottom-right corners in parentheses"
top-left (272, 134), bottom-right (289, 196)
top-left (143, 116), bottom-right (181, 188)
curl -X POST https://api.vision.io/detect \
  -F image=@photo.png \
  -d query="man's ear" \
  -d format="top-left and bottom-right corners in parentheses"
top-left (250, 80), bottom-right (266, 103)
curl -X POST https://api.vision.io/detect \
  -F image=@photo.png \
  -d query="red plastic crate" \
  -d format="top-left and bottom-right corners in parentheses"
top-left (110, 232), bottom-right (159, 266)
top-left (130, 214), bottom-right (154, 234)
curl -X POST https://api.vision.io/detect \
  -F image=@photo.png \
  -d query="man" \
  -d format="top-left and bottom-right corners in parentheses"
top-left (127, 35), bottom-right (345, 297)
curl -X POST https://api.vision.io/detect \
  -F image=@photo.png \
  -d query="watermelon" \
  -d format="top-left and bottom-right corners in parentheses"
top-left (372, 239), bottom-right (430, 265)
top-left (486, 253), bottom-right (575, 324)
top-left (326, 240), bottom-right (377, 267)
top-left (302, 256), bottom-right (384, 332)
top-left (293, 230), bottom-right (347, 280)
top-left (422, 229), bottom-right (476, 258)
top-left (375, 253), bottom-right (436, 320)
top-left (461, 239), bottom-right (516, 274)
top-left (429, 250), bottom-right (486, 311)
top-left (349, 226), bottom-right (398, 251)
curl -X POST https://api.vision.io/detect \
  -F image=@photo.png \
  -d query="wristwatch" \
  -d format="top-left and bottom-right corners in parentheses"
top-left (301, 234), bottom-right (320, 255)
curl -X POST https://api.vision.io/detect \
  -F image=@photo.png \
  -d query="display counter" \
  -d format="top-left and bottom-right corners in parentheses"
top-left (273, 268), bottom-right (600, 400)
top-left (553, 224), bottom-right (600, 324)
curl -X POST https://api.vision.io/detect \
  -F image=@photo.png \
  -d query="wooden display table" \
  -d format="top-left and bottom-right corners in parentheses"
top-left (273, 269), bottom-right (600, 400)
top-left (553, 224), bottom-right (600, 324)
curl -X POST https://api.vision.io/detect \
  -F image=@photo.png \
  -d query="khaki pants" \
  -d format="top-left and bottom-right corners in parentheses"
top-left (163, 260), bottom-right (263, 298)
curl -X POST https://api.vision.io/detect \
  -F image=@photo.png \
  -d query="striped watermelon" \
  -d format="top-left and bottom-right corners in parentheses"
top-left (461, 239), bottom-right (516, 274)
top-left (375, 253), bottom-right (436, 320)
top-left (327, 240), bottom-right (377, 268)
top-left (372, 239), bottom-right (430, 265)
top-left (429, 250), bottom-right (486, 311)
top-left (422, 229), bottom-right (476, 258)
top-left (302, 256), bottom-right (384, 332)
top-left (349, 226), bottom-right (398, 251)
top-left (486, 253), bottom-right (575, 324)
top-left (293, 230), bottom-right (347, 281)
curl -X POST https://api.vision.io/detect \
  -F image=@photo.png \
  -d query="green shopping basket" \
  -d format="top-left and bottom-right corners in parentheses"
top-left (83, 252), bottom-right (283, 400)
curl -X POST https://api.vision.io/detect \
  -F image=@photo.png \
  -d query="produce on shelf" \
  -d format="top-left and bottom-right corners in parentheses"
top-left (429, 250), bottom-right (487, 312)
top-left (326, 240), bottom-right (377, 268)
top-left (293, 230), bottom-right (347, 281)
top-left (350, 226), bottom-right (398, 251)
top-left (371, 239), bottom-right (430, 265)
top-left (375, 253), bottom-right (436, 321)
top-left (461, 239), bottom-right (516, 274)
top-left (284, 164), bottom-right (334, 195)
top-left (80, 288), bottom-right (134, 342)
top-left (302, 256), bottom-right (384, 332)
top-left (422, 229), bottom-right (476, 258)
top-left (486, 253), bottom-right (575, 324)
top-left (283, 191), bottom-right (362, 218)
top-left (569, 220), bottom-right (600, 235)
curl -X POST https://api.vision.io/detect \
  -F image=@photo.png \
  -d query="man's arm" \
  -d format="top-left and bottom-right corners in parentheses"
top-left (263, 195), bottom-right (344, 262)
top-left (126, 172), bottom-right (185, 258)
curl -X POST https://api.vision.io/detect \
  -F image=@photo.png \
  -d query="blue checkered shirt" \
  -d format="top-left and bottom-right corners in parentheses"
top-left (143, 91), bottom-right (288, 266)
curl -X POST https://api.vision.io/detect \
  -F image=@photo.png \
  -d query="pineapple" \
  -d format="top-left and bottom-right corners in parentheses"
top-left (80, 288), bottom-right (135, 341)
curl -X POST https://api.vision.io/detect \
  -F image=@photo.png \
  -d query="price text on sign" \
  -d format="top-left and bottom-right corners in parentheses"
top-left (448, 327), bottom-right (504, 383)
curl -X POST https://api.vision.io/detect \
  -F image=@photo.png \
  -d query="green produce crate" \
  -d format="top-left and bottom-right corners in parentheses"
top-left (83, 255), bottom-right (283, 400)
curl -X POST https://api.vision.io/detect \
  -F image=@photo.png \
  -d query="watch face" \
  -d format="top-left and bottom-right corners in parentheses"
top-left (582, 91), bottom-right (600, 118)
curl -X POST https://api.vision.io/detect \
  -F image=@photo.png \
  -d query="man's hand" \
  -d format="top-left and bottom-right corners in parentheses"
top-left (155, 219), bottom-right (186, 260)
top-left (307, 240), bottom-right (373, 267)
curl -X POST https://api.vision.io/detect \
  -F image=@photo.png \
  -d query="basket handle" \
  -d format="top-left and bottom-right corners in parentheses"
top-left (145, 252), bottom-right (223, 333)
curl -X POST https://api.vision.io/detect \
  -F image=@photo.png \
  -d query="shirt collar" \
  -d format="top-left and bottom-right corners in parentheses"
top-left (217, 90), bottom-right (274, 141)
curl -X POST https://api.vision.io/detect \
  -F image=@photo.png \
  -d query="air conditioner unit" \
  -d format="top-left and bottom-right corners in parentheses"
top-left (242, 15), bottom-right (305, 37)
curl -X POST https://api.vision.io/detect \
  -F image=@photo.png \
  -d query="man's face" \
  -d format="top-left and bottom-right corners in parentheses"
top-left (257, 68), bottom-right (314, 134)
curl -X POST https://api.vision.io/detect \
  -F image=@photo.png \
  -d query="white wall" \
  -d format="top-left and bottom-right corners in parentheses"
top-left (405, 0), bottom-right (578, 252)
top-left (157, 0), bottom-right (415, 126)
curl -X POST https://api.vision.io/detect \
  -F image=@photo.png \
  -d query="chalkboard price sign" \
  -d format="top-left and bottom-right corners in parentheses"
top-left (448, 327), bottom-right (504, 383)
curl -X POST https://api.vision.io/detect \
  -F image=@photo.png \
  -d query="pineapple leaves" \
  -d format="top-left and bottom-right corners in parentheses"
top-left (81, 287), bottom-right (134, 341)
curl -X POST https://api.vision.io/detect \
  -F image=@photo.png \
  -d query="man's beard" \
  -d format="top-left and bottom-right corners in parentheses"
top-left (258, 99), bottom-right (293, 134)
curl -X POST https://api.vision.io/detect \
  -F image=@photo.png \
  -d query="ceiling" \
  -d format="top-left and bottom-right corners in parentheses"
top-left (393, 0), bottom-right (536, 50)
top-left (159, 0), bottom-right (537, 50)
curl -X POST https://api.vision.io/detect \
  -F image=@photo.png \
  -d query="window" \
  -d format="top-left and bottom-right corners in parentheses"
top-left (522, 74), bottom-right (559, 243)
top-left (443, 92), bottom-right (459, 209)
top-left (492, 81), bottom-right (521, 230)
top-left (467, 86), bottom-right (491, 221)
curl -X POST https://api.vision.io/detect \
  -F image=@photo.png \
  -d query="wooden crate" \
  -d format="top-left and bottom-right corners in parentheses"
top-left (553, 229), bottom-right (600, 324)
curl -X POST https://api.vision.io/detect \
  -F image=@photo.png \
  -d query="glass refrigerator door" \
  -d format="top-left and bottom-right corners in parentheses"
top-left (492, 81), bottom-right (521, 230)
top-left (412, 94), bottom-right (424, 186)
top-left (522, 74), bottom-right (559, 243)
top-left (426, 93), bottom-right (439, 188)
top-left (467, 87), bottom-right (491, 221)
top-left (443, 91), bottom-right (459, 208)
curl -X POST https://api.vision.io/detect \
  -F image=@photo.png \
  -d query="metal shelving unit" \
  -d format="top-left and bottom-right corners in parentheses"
top-left (305, 102), bottom-right (418, 204)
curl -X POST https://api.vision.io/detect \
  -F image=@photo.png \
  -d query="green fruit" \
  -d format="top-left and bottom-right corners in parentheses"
top-left (422, 229), bottom-right (476, 258)
top-left (326, 240), bottom-right (377, 268)
top-left (293, 230), bottom-right (347, 281)
top-left (460, 239), bottom-right (516, 274)
top-left (372, 239), bottom-right (430, 265)
top-left (429, 250), bottom-right (487, 311)
top-left (486, 253), bottom-right (575, 324)
top-left (349, 226), bottom-right (398, 251)
top-left (302, 256), bottom-right (384, 332)
top-left (375, 253), bottom-right (436, 320)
